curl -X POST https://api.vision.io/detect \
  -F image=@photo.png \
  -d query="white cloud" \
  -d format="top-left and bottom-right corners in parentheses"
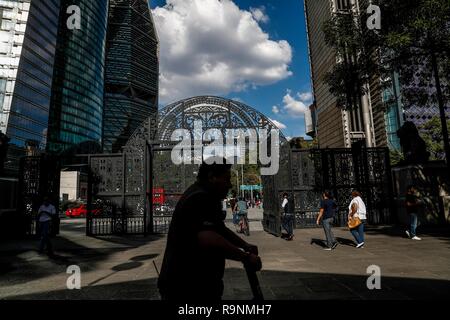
top-left (298, 92), bottom-right (313, 103)
top-left (272, 105), bottom-right (280, 114)
top-left (269, 118), bottom-right (287, 130)
top-left (279, 90), bottom-right (312, 118)
top-left (250, 6), bottom-right (269, 23)
top-left (152, 0), bottom-right (293, 104)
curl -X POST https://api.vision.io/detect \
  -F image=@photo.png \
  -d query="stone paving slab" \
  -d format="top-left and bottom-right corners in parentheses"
top-left (1, 217), bottom-right (450, 300)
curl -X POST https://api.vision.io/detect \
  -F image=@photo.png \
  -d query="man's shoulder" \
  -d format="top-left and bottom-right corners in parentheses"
top-left (181, 185), bottom-right (210, 204)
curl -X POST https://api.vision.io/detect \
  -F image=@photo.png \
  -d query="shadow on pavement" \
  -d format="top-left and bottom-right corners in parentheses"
top-left (336, 237), bottom-right (356, 247)
top-left (0, 220), bottom-right (163, 286)
top-left (364, 225), bottom-right (450, 240)
top-left (4, 268), bottom-right (450, 300)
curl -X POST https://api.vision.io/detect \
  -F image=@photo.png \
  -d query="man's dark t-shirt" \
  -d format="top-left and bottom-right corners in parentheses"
top-left (320, 199), bottom-right (337, 219)
top-left (406, 193), bottom-right (419, 214)
top-left (158, 182), bottom-right (227, 301)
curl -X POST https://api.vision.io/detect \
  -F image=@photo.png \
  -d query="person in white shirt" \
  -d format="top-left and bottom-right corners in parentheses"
top-left (37, 197), bottom-right (56, 256)
top-left (348, 191), bottom-right (367, 248)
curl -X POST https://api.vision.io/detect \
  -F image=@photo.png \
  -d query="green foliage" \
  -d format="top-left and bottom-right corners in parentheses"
top-left (322, 3), bottom-right (384, 110)
top-left (389, 149), bottom-right (404, 166)
top-left (380, 0), bottom-right (450, 110)
top-left (420, 116), bottom-right (450, 160)
top-left (322, 0), bottom-right (450, 110)
top-left (289, 137), bottom-right (315, 149)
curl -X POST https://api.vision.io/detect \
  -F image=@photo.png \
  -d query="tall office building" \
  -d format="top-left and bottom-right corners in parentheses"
top-left (304, 0), bottom-right (387, 148)
top-left (102, 0), bottom-right (159, 153)
top-left (0, 0), bottom-right (60, 174)
top-left (47, 0), bottom-right (109, 154)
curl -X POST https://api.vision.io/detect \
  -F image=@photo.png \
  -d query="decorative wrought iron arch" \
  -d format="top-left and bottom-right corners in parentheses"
top-left (120, 96), bottom-right (290, 235)
top-left (124, 95), bottom-right (288, 151)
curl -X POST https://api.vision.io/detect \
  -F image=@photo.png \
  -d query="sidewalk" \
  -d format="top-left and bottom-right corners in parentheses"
top-left (1, 217), bottom-right (449, 300)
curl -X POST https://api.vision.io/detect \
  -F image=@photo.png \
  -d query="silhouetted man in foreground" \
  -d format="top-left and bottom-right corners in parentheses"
top-left (158, 158), bottom-right (262, 301)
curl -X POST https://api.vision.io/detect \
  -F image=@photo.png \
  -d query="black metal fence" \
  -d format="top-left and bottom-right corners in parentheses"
top-left (263, 147), bottom-right (393, 236)
top-left (18, 155), bottom-right (61, 237)
top-left (86, 151), bottom-right (150, 236)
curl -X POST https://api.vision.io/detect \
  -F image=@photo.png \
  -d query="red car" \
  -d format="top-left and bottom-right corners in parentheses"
top-left (65, 204), bottom-right (101, 218)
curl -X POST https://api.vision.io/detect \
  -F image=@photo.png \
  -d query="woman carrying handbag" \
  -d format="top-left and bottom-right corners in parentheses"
top-left (348, 190), bottom-right (367, 248)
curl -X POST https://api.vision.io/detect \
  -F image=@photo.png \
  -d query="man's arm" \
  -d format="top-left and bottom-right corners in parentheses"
top-left (197, 230), bottom-right (260, 268)
top-left (221, 226), bottom-right (256, 253)
top-left (316, 208), bottom-right (324, 225)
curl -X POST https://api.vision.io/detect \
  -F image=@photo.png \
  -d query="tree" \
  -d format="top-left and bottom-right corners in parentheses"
top-left (420, 116), bottom-right (450, 160)
top-left (322, 0), bottom-right (450, 174)
top-left (322, 3), bottom-right (384, 111)
top-left (289, 137), bottom-right (315, 149)
top-left (381, 0), bottom-right (450, 174)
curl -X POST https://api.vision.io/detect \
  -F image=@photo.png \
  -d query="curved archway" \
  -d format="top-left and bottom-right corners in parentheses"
top-left (124, 96), bottom-right (287, 151)
top-left (124, 96), bottom-right (288, 234)
top-left (87, 96), bottom-right (289, 236)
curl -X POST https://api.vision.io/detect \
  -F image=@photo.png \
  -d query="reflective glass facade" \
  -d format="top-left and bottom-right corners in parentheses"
top-left (0, 0), bottom-right (60, 174)
top-left (47, 0), bottom-right (108, 153)
top-left (383, 73), bottom-right (403, 151)
top-left (103, 0), bottom-right (158, 153)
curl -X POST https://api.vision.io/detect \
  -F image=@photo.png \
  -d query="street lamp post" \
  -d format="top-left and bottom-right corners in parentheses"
top-left (241, 164), bottom-right (244, 198)
top-left (232, 169), bottom-right (239, 196)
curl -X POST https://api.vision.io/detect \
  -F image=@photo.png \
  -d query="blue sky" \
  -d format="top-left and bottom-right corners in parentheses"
top-left (150, 0), bottom-right (312, 139)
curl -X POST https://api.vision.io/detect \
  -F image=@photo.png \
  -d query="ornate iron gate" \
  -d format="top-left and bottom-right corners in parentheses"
top-left (263, 147), bottom-right (393, 236)
top-left (86, 149), bottom-right (150, 236)
top-left (82, 96), bottom-right (394, 237)
top-left (149, 144), bottom-right (200, 233)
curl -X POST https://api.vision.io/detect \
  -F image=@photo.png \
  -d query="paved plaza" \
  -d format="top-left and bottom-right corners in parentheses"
top-left (1, 208), bottom-right (450, 300)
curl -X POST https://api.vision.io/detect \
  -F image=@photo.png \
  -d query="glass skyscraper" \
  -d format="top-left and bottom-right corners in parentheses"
top-left (47, 0), bottom-right (109, 154)
top-left (0, 0), bottom-right (60, 174)
top-left (102, 0), bottom-right (159, 153)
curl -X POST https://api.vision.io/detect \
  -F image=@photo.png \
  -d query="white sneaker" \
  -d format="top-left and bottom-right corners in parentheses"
top-left (405, 230), bottom-right (411, 238)
top-left (323, 248), bottom-right (332, 251)
top-left (356, 242), bottom-right (365, 248)
top-left (411, 236), bottom-right (422, 241)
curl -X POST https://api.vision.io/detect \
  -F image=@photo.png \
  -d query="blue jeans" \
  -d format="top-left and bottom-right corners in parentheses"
top-left (39, 221), bottom-right (53, 254)
top-left (410, 213), bottom-right (418, 237)
top-left (282, 214), bottom-right (294, 236)
top-left (350, 219), bottom-right (366, 245)
top-left (322, 217), bottom-right (336, 248)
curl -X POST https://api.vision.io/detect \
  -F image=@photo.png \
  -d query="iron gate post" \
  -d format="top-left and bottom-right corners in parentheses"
top-left (86, 155), bottom-right (92, 236)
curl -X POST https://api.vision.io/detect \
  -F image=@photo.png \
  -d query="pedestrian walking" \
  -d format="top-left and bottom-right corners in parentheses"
top-left (234, 197), bottom-right (249, 235)
top-left (405, 185), bottom-right (422, 240)
top-left (158, 158), bottom-right (262, 301)
top-left (348, 190), bottom-right (367, 248)
top-left (281, 193), bottom-right (294, 241)
top-left (230, 193), bottom-right (239, 228)
top-left (316, 191), bottom-right (338, 250)
top-left (37, 197), bottom-right (57, 256)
